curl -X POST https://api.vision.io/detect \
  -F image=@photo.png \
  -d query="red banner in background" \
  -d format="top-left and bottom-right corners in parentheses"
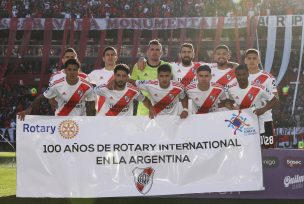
top-left (11, 18), bottom-right (33, 73)
top-left (0, 17), bottom-right (18, 80)
top-left (213, 16), bottom-right (225, 49)
top-left (179, 28), bottom-right (187, 44)
top-left (246, 16), bottom-right (259, 48)
top-left (234, 16), bottom-right (241, 64)
top-left (116, 29), bottom-right (124, 57)
top-left (94, 30), bottom-right (107, 69)
top-left (77, 18), bottom-right (91, 63)
top-left (69, 19), bottom-right (75, 49)
top-left (131, 30), bottom-right (142, 65)
top-left (58, 19), bottom-right (71, 67)
top-left (151, 30), bottom-right (158, 39)
top-left (167, 29), bottom-right (174, 61)
top-left (195, 21), bottom-right (204, 62)
top-left (39, 18), bottom-right (53, 92)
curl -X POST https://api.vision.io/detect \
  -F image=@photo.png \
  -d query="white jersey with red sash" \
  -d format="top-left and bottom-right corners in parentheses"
top-left (227, 82), bottom-right (275, 133)
top-left (88, 68), bottom-right (115, 115)
top-left (94, 83), bottom-right (145, 116)
top-left (249, 70), bottom-right (278, 122)
top-left (171, 62), bottom-right (205, 86)
top-left (211, 66), bottom-right (236, 89)
top-left (88, 68), bottom-right (114, 86)
top-left (249, 70), bottom-right (277, 94)
top-left (49, 70), bottom-right (90, 86)
top-left (136, 80), bottom-right (186, 116)
top-left (186, 82), bottom-right (226, 114)
top-left (44, 77), bottom-right (96, 116)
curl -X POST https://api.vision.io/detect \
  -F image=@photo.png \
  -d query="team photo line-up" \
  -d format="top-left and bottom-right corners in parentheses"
top-left (17, 39), bottom-right (279, 148)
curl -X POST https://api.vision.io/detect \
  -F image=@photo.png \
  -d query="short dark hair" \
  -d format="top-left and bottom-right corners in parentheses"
top-left (235, 64), bottom-right (248, 72)
top-left (196, 65), bottom-right (211, 74)
top-left (64, 48), bottom-right (77, 58)
top-left (180, 43), bottom-right (194, 52)
top-left (245, 48), bottom-right (260, 57)
top-left (103, 46), bottom-right (117, 57)
top-left (64, 59), bottom-right (80, 69)
top-left (214, 45), bottom-right (230, 52)
top-left (114, 64), bottom-right (130, 75)
top-left (157, 64), bottom-right (171, 74)
top-left (148, 39), bottom-right (162, 48)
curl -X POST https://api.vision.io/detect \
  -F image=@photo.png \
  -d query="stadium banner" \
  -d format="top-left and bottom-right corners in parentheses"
top-left (190, 149), bottom-right (304, 199)
top-left (1, 15), bottom-right (304, 30)
top-left (16, 110), bottom-right (263, 198)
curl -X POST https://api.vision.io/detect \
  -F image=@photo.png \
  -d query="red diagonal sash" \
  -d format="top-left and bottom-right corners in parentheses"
top-left (106, 89), bottom-right (137, 116)
top-left (240, 87), bottom-right (261, 109)
top-left (197, 88), bottom-right (222, 114)
top-left (153, 88), bottom-right (182, 114)
top-left (97, 74), bottom-right (114, 112)
top-left (180, 63), bottom-right (201, 86)
top-left (216, 69), bottom-right (236, 86)
top-left (252, 74), bottom-right (268, 84)
top-left (57, 83), bottom-right (90, 116)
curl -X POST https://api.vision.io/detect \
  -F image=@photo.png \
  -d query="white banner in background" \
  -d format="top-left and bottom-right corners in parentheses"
top-left (17, 110), bottom-right (264, 198)
top-left (1, 15), bottom-right (304, 30)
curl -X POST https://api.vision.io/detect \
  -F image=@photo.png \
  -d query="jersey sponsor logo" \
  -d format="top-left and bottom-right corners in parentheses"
top-left (77, 90), bottom-right (84, 97)
top-left (124, 95), bottom-right (130, 103)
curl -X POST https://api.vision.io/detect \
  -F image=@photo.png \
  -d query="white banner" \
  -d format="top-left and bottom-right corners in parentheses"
top-left (17, 110), bottom-right (264, 198)
top-left (1, 15), bottom-right (304, 30)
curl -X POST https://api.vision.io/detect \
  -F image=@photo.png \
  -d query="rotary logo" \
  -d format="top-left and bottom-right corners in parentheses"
top-left (133, 167), bottom-right (155, 195)
top-left (58, 120), bottom-right (79, 139)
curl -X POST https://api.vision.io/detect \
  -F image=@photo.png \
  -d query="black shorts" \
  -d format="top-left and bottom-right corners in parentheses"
top-left (260, 121), bottom-right (276, 148)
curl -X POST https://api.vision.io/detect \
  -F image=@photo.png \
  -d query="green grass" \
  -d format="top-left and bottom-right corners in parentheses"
top-left (0, 152), bottom-right (16, 197)
top-left (0, 152), bottom-right (16, 158)
top-left (0, 166), bottom-right (16, 197)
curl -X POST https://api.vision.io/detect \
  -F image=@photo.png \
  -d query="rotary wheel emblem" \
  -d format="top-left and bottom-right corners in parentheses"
top-left (58, 120), bottom-right (79, 139)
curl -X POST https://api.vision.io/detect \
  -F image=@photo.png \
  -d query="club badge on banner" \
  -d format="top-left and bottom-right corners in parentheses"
top-left (16, 109), bottom-right (264, 198)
